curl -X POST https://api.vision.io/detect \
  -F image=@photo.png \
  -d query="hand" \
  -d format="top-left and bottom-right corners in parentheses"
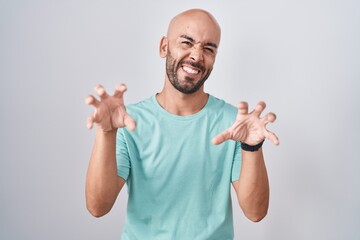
top-left (212, 101), bottom-right (279, 146)
top-left (85, 84), bottom-right (136, 132)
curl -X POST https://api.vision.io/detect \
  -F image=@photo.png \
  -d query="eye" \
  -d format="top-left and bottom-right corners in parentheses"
top-left (204, 47), bottom-right (215, 54)
top-left (181, 41), bottom-right (192, 47)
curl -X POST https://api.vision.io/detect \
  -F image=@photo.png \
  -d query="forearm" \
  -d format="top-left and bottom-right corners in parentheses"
top-left (236, 148), bottom-right (269, 222)
top-left (85, 127), bottom-right (124, 217)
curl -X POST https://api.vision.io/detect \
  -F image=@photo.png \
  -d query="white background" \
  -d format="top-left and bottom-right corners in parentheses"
top-left (1, 0), bottom-right (359, 239)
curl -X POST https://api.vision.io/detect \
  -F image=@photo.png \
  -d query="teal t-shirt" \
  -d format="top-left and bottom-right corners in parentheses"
top-left (116, 95), bottom-right (242, 240)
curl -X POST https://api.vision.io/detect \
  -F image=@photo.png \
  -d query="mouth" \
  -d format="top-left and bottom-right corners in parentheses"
top-left (182, 65), bottom-right (200, 75)
top-left (179, 60), bottom-right (205, 76)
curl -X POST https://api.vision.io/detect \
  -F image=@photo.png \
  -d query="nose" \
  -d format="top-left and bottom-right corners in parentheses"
top-left (189, 45), bottom-right (203, 62)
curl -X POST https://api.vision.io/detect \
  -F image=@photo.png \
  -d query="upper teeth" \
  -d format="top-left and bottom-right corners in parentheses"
top-left (183, 66), bottom-right (199, 74)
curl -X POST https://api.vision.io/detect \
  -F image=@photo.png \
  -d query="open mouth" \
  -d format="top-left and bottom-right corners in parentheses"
top-left (182, 65), bottom-right (200, 75)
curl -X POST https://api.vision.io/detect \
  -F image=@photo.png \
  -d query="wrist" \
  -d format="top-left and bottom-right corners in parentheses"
top-left (241, 140), bottom-right (264, 152)
top-left (96, 126), bottom-right (118, 136)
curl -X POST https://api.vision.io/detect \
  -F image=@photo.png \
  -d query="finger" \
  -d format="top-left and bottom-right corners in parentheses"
top-left (262, 112), bottom-right (277, 125)
top-left (264, 130), bottom-right (280, 145)
top-left (212, 129), bottom-right (232, 145)
top-left (237, 101), bottom-right (248, 115)
top-left (124, 114), bottom-right (136, 131)
top-left (253, 101), bottom-right (266, 117)
top-left (94, 84), bottom-right (109, 100)
top-left (114, 84), bottom-right (127, 98)
top-left (87, 116), bottom-right (95, 129)
top-left (85, 95), bottom-right (100, 108)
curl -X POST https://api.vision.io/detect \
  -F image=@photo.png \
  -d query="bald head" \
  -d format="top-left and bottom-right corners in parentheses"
top-left (166, 9), bottom-right (221, 46)
top-left (159, 9), bottom-right (221, 95)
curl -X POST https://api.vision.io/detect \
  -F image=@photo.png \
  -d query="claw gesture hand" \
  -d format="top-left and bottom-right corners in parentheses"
top-left (212, 101), bottom-right (279, 146)
top-left (85, 84), bottom-right (136, 132)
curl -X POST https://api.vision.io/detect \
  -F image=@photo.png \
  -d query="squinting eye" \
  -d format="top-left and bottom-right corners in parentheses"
top-left (182, 41), bottom-right (192, 46)
top-left (205, 48), bottom-right (215, 53)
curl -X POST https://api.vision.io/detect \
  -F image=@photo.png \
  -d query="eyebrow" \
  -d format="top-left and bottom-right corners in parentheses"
top-left (180, 34), bottom-right (218, 49)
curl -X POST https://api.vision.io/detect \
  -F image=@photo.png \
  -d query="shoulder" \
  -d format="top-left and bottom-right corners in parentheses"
top-left (126, 96), bottom-right (155, 116)
top-left (207, 95), bottom-right (237, 120)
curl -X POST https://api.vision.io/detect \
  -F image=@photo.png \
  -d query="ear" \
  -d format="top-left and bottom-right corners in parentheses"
top-left (159, 36), bottom-right (168, 58)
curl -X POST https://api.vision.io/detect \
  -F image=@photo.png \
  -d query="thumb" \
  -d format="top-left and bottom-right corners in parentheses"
top-left (265, 130), bottom-right (280, 145)
top-left (124, 114), bottom-right (136, 131)
top-left (212, 129), bottom-right (232, 145)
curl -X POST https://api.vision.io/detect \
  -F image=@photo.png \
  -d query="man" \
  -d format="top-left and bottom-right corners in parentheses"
top-left (85, 9), bottom-right (279, 240)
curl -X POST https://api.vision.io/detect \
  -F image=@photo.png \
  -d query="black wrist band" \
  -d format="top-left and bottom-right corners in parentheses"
top-left (241, 140), bottom-right (265, 152)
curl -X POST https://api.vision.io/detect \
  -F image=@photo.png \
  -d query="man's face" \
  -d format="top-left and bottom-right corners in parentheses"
top-left (165, 43), bottom-right (213, 94)
top-left (161, 12), bottom-right (220, 94)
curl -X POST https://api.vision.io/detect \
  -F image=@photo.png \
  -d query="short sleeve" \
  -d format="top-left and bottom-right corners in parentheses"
top-left (231, 141), bottom-right (242, 182)
top-left (116, 128), bottom-right (131, 181)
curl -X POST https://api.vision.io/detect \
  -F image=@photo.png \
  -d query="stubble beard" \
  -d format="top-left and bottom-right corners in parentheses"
top-left (165, 51), bottom-right (212, 94)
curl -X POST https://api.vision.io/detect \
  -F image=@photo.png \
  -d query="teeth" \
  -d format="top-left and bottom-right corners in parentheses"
top-left (183, 66), bottom-right (199, 74)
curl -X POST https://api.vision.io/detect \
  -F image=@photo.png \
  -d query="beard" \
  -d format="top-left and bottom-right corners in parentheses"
top-left (165, 50), bottom-right (212, 94)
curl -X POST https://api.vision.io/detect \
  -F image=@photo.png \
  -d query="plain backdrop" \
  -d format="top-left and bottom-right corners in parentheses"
top-left (1, 0), bottom-right (359, 239)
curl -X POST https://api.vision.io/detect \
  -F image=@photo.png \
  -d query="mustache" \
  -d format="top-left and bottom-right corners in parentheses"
top-left (178, 61), bottom-right (205, 72)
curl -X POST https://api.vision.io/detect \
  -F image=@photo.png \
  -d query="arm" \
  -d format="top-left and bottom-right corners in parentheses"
top-left (232, 148), bottom-right (269, 222)
top-left (85, 128), bottom-right (125, 217)
top-left (85, 84), bottom-right (136, 217)
top-left (213, 101), bottom-right (278, 222)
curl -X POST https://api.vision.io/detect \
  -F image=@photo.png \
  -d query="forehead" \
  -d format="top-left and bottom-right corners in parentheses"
top-left (167, 13), bottom-right (221, 45)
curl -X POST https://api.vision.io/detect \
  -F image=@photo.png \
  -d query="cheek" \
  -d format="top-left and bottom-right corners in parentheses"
top-left (172, 51), bottom-right (184, 61)
top-left (205, 59), bottom-right (215, 71)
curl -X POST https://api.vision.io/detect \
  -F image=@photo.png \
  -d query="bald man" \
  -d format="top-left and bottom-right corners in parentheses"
top-left (85, 9), bottom-right (279, 240)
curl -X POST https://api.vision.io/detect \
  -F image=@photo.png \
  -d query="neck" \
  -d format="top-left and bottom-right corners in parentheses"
top-left (156, 83), bottom-right (209, 116)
